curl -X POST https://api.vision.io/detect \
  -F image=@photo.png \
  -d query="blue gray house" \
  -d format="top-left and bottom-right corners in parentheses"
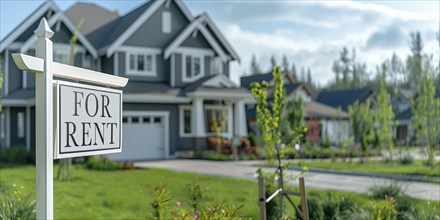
top-left (0, 0), bottom-right (253, 160)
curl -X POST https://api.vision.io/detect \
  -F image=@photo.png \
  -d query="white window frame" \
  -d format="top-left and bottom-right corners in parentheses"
top-left (17, 112), bottom-right (25, 138)
top-left (162, 11), bottom-right (171, 34)
top-left (177, 47), bottom-right (214, 83)
top-left (179, 105), bottom-right (193, 137)
top-left (204, 105), bottom-right (232, 137)
top-left (0, 112), bottom-right (5, 139)
top-left (121, 46), bottom-right (161, 76)
top-left (210, 56), bottom-right (223, 75)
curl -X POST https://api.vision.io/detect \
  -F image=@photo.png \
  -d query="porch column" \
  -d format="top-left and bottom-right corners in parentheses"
top-left (193, 97), bottom-right (205, 137)
top-left (234, 100), bottom-right (247, 137)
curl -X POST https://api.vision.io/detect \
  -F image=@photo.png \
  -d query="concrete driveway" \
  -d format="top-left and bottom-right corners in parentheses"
top-left (135, 159), bottom-right (440, 201)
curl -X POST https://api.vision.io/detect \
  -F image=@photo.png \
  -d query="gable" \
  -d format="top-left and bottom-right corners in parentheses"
top-left (202, 74), bottom-right (238, 88)
top-left (180, 33), bottom-right (211, 49)
top-left (124, 1), bottom-right (190, 48)
top-left (0, 1), bottom-right (60, 53)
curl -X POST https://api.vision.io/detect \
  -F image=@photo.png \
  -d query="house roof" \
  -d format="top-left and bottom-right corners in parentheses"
top-left (65, 2), bottom-right (119, 36)
top-left (304, 101), bottom-right (349, 120)
top-left (240, 72), bottom-right (295, 90)
top-left (315, 88), bottom-right (373, 111)
top-left (182, 74), bottom-right (252, 98)
top-left (0, 1), bottom-right (60, 53)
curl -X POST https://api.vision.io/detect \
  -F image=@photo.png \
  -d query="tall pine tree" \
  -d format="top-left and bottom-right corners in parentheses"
top-left (250, 54), bottom-right (262, 74)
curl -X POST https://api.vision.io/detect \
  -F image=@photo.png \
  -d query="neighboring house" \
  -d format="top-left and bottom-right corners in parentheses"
top-left (315, 87), bottom-right (375, 112)
top-left (392, 89), bottom-right (415, 115)
top-left (0, 0), bottom-right (253, 161)
top-left (240, 73), bottom-right (349, 145)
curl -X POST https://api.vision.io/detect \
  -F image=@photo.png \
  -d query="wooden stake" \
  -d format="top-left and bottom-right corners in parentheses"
top-left (299, 177), bottom-right (309, 220)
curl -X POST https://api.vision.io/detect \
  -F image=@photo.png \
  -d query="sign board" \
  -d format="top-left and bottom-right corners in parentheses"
top-left (54, 80), bottom-right (122, 159)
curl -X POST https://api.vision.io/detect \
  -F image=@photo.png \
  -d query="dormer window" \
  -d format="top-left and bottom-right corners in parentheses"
top-left (183, 54), bottom-right (203, 82)
top-left (123, 47), bottom-right (161, 76)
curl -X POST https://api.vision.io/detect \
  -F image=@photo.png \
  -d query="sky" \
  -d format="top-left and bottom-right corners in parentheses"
top-left (1, 0), bottom-right (439, 86)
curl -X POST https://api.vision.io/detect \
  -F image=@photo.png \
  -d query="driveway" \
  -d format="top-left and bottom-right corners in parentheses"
top-left (135, 159), bottom-right (440, 201)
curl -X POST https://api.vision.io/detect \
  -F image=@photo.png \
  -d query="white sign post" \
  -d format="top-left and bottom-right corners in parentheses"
top-left (12, 18), bottom-right (128, 219)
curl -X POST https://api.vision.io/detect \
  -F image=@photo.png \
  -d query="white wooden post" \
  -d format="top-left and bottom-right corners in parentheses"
top-left (34, 18), bottom-right (54, 220)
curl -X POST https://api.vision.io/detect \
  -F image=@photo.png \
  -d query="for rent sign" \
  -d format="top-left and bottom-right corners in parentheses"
top-left (55, 80), bottom-right (122, 159)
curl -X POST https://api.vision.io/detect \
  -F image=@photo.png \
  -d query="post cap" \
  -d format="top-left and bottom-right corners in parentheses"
top-left (34, 18), bottom-right (54, 39)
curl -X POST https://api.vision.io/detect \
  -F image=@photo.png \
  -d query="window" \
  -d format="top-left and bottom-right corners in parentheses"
top-left (126, 51), bottom-right (157, 76)
top-left (17, 112), bottom-right (25, 138)
top-left (54, 49), bottom-right (69, 64)
top-left (183, 55), bottom-right (203, 82)
top-left (205, 107), bottom-right (228, 134)
top-left (162, 11), bottom-right (171, 34)
top-left (179, 106), bottom-right (192, 136)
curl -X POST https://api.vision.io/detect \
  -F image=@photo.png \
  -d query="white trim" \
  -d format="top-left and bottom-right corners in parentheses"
top-left (179, 105), bottom-right (193, 137)
top-left (171, 54), bottom-right (175, 87)
top-left (19, 12), bottom-right (97, 58)
top-left (203, 14), bottom-right (240, 62)
top-left (8, 42), bottom-right (23, 50)
top-left (26, 106), bottom-right (31, 151)
top-left (17, 111), bottom-right (25, 138)
top-left (4, 49), bottom-right (9, 96)
top-left (1, 99), bottom-right (35, 107)
top-left (106, 0), bottom-right (193, 57)
top-left (119, 46), bottom-right (162, 54)
top-left (120, 46), bottom-right (161, 76)
top-left (22, 70), bottom-right (27, 89)
top-left (106, 0), bottom-right (164, 57)
top-left (188, 91), bottom-right (254, 99)
top-left (174, 47), bottom-right (214, 56)
top-left (0, 111), bottom-right (5, 141)
top-left (163, 17), bottom-right (228, 62)
top-left (114, 52), bottom-right (119, 76)
top-left (0, 1), bottom-right (60, 54)
top-left (123, 111), bottom-right (170, 159)
top-left (202, 74), bottom-right (238, 88)
top-left (162, 11), bottom-right (172, 34)
top-left (124, 94), bottom-right (191, 103)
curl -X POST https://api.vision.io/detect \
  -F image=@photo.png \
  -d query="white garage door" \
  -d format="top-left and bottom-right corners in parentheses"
top-left (109, 112), bottom-right (168, 161)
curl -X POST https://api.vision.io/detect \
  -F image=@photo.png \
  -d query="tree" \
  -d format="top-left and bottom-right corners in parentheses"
top-left (281, 54), bottom-right (289, 74)
top-left (291, 63), bottom-right (298, 81)
top-left (270, 54), bottom-right (277, 69)
top-left (287, 98), bottom-right (306, 143)
top-left (412, 58), bottom-right (440, 167)
top-left (300, 67), bottom-right (306, 82)
top-left (406, 31), bottom-right (423, 89)
top-left (252, 66), bottom-right (305, 217)
top-left (348, 100), bottom-right (374, 161)
top-left (376, 64), bottom-right (397, 160)
top-left (250, 54), bottom-right (262, 74)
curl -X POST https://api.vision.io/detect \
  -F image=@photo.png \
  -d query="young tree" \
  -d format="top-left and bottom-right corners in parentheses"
top-left (300, 66), bottom-right (306, 82)
top-left (376, 64), bottom-right (397, 160)
top-left (406, 31), bottom-right (423, 89)
top-left (412, 58), bottom-right (440, 167)
top-left (348, 100), bottom-right (374, 161)
top-left (250, 54), bottom-right (262, 74)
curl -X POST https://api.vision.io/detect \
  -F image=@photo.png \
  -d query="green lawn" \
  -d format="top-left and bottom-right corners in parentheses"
top-left (0, 165), bottom-right (438, 219)
top-left (294, 159), bottom-right (440, 178)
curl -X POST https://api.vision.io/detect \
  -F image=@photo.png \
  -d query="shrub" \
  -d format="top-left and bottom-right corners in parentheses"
top-left (265, 177), bottom-right (281, 220)
top-left (149, 183), bottom-right (171, 220)
top-left (369, 180), bottom-right (406, 200)
top-left (248, 132), bottom-right (258, 147)
top-left (399, 154), bottom-right (414, 165)
top-left (205, 153), bottom-right (232, 161)
top-left (0, 146), bottom-right (34, 164)
top-left (194, 150), bottom-right (204, 159)
top-left (320, 136), bottom-right (331, 149)
top-left (186, 181), bottom-right (203, 215)
top-left (321, 194), bottom-right (339, 220)
top-left (0, 184), bottom-right (36, 220)
top-left (338, 196), bottom-right (359, 214)
top-left (85, 156), bottom-right (123, 170)
top-left (371, 195), bottom-right (398, 220)
top-left (297, 196), bottom-right (323, 220)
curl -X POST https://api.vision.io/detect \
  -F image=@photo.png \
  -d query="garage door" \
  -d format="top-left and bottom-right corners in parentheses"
top-left (109, 112), bottom-right (168, 161)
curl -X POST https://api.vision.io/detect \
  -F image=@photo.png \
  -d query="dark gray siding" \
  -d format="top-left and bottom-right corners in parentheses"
top-left (51, 23), bottom-right (74, 44)
top-left (123, 103), bottom-right (179, 155)
top-left (101, 55), bottom-right (114, 74)
top-left (9, 107), bottom-right (26, 147)
top-left (204, 56), bottom-right (211, 76)
top-left (174, 53), bottom-right (183, 87)
top-left (7, 50), bottom-right (22, 94)
top-left (25, 49), bottom-right (36, 89)
top-left (124, 2), bottom-right (189, 48)
top-left (117, 51), bottom-right (125, 76)
top-left (181, 34), bottom-right (211, 48)
top-left (1, 52), bottom-right (5, 97)
top-left (176, 137), bottom-right (194, 151)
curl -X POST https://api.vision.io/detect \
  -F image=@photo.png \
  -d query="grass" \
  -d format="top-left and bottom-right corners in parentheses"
top-left (294, 159), bottom-right (440, 177)
top-left (0, 165), bottom-right (438, 219)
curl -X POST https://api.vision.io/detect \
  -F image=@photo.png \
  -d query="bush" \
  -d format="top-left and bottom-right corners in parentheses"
top-left (85, 156), bottom-right (123, 170)
top-left (369, 180), bottom-right (406, 200)
top-left (248, 132), bottom-right (258, 147)
top-left (320, 136), bottom-right (331, 149)
top-left (298, 196), bottom-right (323, 220)
top-left (265, 178), bottom-right (281, 219)
top-left (205, 153), bottom-right (232, 161)
top-left (400, 154), bottom-right (414, 165)
top-left (0, 184), bottom-right (36, 220)
top-left (321, 194), bottom-right (339, 220)
top-left (0, 146), bottom-right (35, 164)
